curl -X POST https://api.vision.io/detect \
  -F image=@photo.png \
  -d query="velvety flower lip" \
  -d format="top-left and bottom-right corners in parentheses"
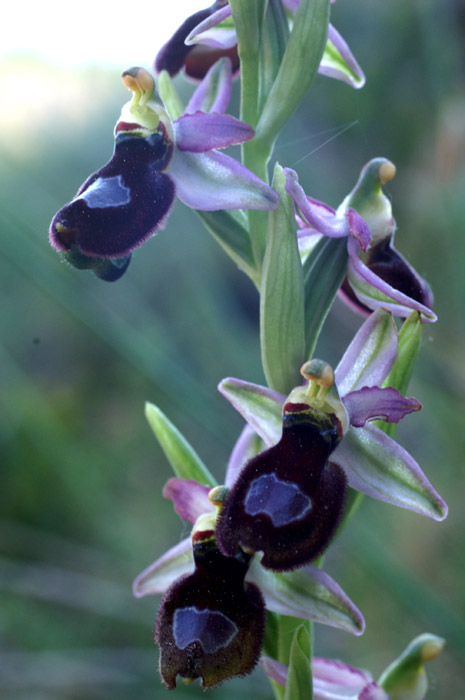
top-left (218, 309), bottom-right (448, 521)
top-left (49, 62), bottom-right (278, 276)
top-left (154, 514), bottom-right (265, 689)
top-left (284, 162), bottom-right (437, 322)
top-left (167, 1), bottom-right (365, 89)
top-left (215, 396), bottom-right (348, 571)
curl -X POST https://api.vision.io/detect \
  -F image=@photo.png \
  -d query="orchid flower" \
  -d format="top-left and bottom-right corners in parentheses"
top-left (49, 61), bottom-right (278, 281)
top-left (133, 405), bottom-right (365, 688)
top-left (218, 309), bottom-right (447, 524)
top-left (156, 0), bottom-right (365, 90)
top-left (284, 160), bottom-right (437, 321)
top-left (154, 510), bottom-right (266, 688)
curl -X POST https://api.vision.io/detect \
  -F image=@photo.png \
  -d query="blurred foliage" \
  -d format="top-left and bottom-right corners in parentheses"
top-left (0, 0), bottom-right (464, 698)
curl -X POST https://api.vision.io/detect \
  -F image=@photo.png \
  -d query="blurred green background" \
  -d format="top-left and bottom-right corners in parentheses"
top-left (1, 1), bottom-right (464, 698)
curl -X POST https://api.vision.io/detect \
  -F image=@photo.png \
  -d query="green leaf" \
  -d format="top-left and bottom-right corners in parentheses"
top-left (196, 210), bottom-right (257, 284)
top-left (260, 163), bottom-right (306, 393)
top-left (284, 626), bottom-right (313, 700)
top-left (145, 402), bottom-right (216, 486)
top-left (156, 70), bottom-right (184, 121)
top-left (229, 0), bottom-right (261, 129)
top-left (303, 236), bottom-right (348, 359)
top-left (256, 0), bottom-right (330, 147)
top-left (258, 0), bottom-right (290, 114)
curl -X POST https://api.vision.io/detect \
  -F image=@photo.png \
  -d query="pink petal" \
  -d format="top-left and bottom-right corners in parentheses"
top-left (343, 386), bottom-right (421, 427)
top-left (163, 478), bottom-right (212, 524)
top-left (285, 168), bottom-right (348, 238)
top-left (174, 112), bottom-right (254, 152)
top-left (347, 208), bottom-right (370, 251)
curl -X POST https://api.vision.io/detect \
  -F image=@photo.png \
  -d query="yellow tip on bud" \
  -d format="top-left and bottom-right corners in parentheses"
top-left (378, 160), bottom-right (396, 184)
top-left (420, 637), bottom-right (445, 663)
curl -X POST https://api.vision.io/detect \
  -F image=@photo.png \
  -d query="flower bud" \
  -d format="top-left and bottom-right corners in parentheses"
top-left (337, 158), bottom-right (396, 247)
top-left (378, 633), bottom-right (445, 699)
top-left (338, 158), bottom-right (435, 317)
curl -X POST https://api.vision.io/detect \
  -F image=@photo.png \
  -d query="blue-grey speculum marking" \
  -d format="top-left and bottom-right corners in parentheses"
top-left (77, 176), bottom-right (131, 208)
top-left (173, 607), bottom-right (238, 654)
top-left (244, 472), bottom-right (312, 527)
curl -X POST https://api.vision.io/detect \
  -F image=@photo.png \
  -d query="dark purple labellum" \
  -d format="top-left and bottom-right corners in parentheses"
top-left (155, 1), bottom-right (239, 81)
top-left (184, 45), bottom-right (240, 82)
top-left (341, 238), bottom-right (434, 315)
top-left (216, 404), bottom-right (347, 571)
top-left (49, 131), bottom-right (175, 259)
top-left (155, 539), bottom-right (265, 689)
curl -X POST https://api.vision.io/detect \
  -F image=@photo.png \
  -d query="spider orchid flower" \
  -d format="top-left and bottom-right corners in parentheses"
top-left (218, 309), bottom-right (447, 538)
top-left (156, 0), bottom-right (365, 90)
top-left (284, 160), bottom-right (436, 321)
top-left (49, 62), bottom-right (278, 280)
top-left (154, 510), bottom-right (265, 688)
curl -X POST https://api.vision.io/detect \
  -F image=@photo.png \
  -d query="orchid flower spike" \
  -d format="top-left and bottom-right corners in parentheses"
top-left (284, 160), bottom-right (436, 321)
top-left (156, 0), bottom-right (365, 89)
top-left (49, 62), bottom-right (278, 280)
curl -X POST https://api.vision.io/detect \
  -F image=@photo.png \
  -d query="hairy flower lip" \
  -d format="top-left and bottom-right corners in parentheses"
top-left (154, 535), bottom-right (266, 689)
top-left (218, 310), bottom-right (448, 521)
top-left (49, 59), bottom-right (278, 273)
